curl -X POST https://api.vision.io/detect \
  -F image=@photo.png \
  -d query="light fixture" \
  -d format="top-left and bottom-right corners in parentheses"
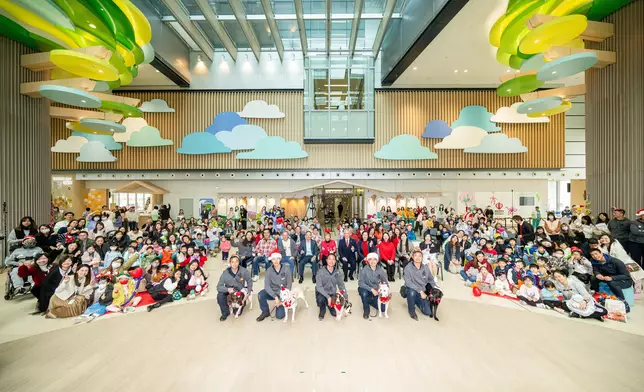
top-left (155, 69), bottom-right (160, 73)
top-left (290, 25), bottom-right (296, 33)
top-left (413, 67), bottom-right (417, 71)
top-left (454, 70), bottom-right (458, 73)
top-left (464, 70), bottom-right (468, 73)
top-left (268, 53), bottom-right (272, 61)
top-left (80, 100), bottom-right (86, 103)
top-left (197, 54), bottom-right (203, 63)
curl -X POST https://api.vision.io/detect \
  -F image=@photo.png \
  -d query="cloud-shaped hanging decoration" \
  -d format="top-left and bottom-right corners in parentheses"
top-left (127, 126), bottom-right (173, 147)
top-left (139, 99), bottom-right (175, 112)
top-left (177, 132), bottom-right (231, 154)
top-left (491, 103), bottom-right (550, 123)
top-left (374, 135), bottom-right (438, 160)
top-left (238, 100), bottom-right (285, 119)
top-left (215, 124), bottom-right (268, 150)
top-left (115, 117), bottom-right (148, 142)
top-left (51, 135), bottom-right (88, 153)
top-left (71, 131), bottom-right (122, 151)
top-left (434, 126), bottom-right (487, 149)
top-left (452, 106), bottom-right (501, 132)
top-left (77, 141), bottom-right (117, 162)
top-left (422, 120), bottom-right (452, 139)
top-left (236, 136), bottom-right (307, 159)
top-left (205, 112), bottom-right (248, 135)
top-left (464, 133), bottom-right (528, 154)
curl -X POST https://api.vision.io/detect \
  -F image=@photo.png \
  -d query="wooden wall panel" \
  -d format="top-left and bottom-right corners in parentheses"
top-left (51, 89), bottom-right (565, 170)
top-left (586, 1), bottom-right (644, 216)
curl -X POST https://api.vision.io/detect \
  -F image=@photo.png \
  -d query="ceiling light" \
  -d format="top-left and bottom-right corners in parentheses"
top-left (454, 70), bottom-right (458, 73)
top-left (155, 69), bottom-right (160, 73)
top-left (290, 25), bottom-right (296, 33)
top-left (197, 54), bottom-right (203, 63)
top-left (80, 100), bottom-right (86, 103)
top-left (464, 70), bottom-right (468, 73)
top-left (413, 67), bottom-right (417, 71)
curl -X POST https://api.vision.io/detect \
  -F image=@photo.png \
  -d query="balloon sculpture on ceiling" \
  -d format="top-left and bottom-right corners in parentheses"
top-left (488, 0), bottom-right (627, 118)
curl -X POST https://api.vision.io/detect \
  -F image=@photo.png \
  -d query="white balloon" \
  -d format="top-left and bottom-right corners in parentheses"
top-left (142, 43), bottom-right (155, 65)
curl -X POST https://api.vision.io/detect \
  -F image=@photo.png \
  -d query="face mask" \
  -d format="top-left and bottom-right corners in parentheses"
top-left (152, 262), bottom-right (159, 267)
top-left (94, 217), bottom-right (100, 221)
top-left (41, 229), bottom-right (50, 234)
top-left (102, 217), bottom-right (108, 221)
top-left (110, 247), bottom-right (117, 252)
top-left (112, 263), bottom-right (121, 269)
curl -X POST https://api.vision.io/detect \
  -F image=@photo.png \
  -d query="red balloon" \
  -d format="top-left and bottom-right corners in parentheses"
top-left (472, 287), bottom-right (482, 297)
top-left (130, 267), bottom-right (143, 279)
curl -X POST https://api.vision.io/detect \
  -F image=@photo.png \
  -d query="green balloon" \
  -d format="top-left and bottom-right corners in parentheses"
top-left (497, 74), bottom-right (544, 97)
top-left (131, 44), bottom-right (144, 65)
top-left (129, 64), bottom-right (138, 78)
top-left (52, 0), bottom-right (116, 49)
top-left (586, 0), bottom-right (632, 21)
top-left (509, 55), bottom-right (525, 69)
top-left (0, 13), bottom-right (64, 51)
top-left (83, 0), bottom-right (136, 52)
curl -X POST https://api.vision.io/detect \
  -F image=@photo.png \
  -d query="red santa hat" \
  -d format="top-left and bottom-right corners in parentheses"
top-left (269, 250), bottom-right (282, 260)
top-left (636, 209), bottom-right (644, 217)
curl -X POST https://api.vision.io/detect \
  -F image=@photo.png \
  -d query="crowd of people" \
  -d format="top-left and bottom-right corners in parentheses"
top-left (4, 202), bottom-right (643, 323)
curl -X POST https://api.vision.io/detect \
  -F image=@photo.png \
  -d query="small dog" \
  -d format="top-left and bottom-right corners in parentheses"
top-left (377, 282), bottom-right (391, 319)
top-left (279, 286), bottom-right (309, 323)
top-left (427, 286), bottom-right (443, 321)
top-left (227, 288), bottom-right (253, 319)
top-left (330, 290), bottom-right (352, 321)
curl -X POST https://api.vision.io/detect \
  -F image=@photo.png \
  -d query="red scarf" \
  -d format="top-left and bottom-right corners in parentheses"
top-left (379, 296), bottom-right (391, 303)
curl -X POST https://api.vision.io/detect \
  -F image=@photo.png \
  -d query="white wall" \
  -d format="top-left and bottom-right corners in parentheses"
top-left (87, 178), bottom-right (548, 219)
top-left (189, 51), bottom-right (304, 90)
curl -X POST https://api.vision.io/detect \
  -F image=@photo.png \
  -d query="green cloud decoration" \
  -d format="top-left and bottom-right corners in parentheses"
top-left (236, 136), bottom-right (308, 160)
top-left (374, 134), bottom-right (438, 160)
top-left (126, 125), bottom-right (173, 147)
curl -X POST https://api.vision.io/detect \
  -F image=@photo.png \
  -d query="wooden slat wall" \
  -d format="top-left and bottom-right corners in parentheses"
top-left (51, 89), bottom-right (565, 170)
top-left (586, 1), bottom-right (644, 215)
top-left (1, 38), bottom-right (52, 226)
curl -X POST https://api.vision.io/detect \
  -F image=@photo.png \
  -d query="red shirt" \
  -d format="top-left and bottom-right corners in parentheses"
top-left (321, 240), bottom-right (336, 257)
top-left (17, 264), bottom-right (47, 286)
top-left (378, 241), bottom-right (396, 261)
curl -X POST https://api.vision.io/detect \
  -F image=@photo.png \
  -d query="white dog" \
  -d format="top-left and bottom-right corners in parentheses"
top-left (377, 282), bottom-right (391, 319)
top-left (228, 288), bottom-right (253, 319)
top-left (279, 286), bottom-right (309, 323)
top-left (330, 290), bottom-right (352, 321)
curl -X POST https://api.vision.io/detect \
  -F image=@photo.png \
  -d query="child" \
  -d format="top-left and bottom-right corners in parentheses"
top-left (106, 273), bottom-right (142, 313)
top-left (558, 241), bottom-right (571, 259)
top-left (525, 264), bottom-right (542, 288)
top-left (198, 248), bottom-right (208, 267)
top-left (476, 266), bottom-right (495, 287)
top-left (494, 258), bottom-right (512, 277)
top-left (219, 236), bottom-right (232, 262)
top-left (535, 256), bottom-right (551, 281)
top-left (194, 232), bottom-right (205, 248)
top-left (493, 271), bottom-right (515, 297)
top-left (161, 245), bottom-right (175, 269)
top-left (186, 269), bottom-right (209, 299)
top-left (533, 243), bottom-right (550, 260)
top-left (81, 244), bottom-right (102, 275)
top-left (139, 246), bottom-right (159, 271)
top-left (540, 280), bottom-right (565, 313)
top-left (517, 276), bottom-right (546, 308)
top-left (547, 248), bottom-right (568, 271)
top-left (76, 274), bottom-right (113, 323)
top-left (508, 260), bottom-right (526, 293)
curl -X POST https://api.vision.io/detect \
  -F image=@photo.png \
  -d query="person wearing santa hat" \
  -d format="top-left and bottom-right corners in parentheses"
top-left (629, 209), bottom-right (644, 266)
top-left (315, 253), bottom-right (346, 320)
top-left (256, 250), bottom-right (292, 322)
top-left (358, 253), bottom-right (388, 319)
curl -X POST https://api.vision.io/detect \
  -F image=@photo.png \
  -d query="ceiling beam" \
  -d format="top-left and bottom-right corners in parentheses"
top-left (194, 0), bottom-right (238, 61)
top-left (259, 0), bottom-right (284, 62)
top-left (371, 0), bottom-right (396, 58)
top-left (294, 0), bottom-right (308, 56)
top-left (228, 0), bottom-right (262, 62)
top-left (160, 0), bottom-right (215, 61)
top-left (325, 0), bottom-right (332, 56)
top-left (161, 13), bottom-right (402, 22)
top-left (348, 0), bottom-right (364, 57)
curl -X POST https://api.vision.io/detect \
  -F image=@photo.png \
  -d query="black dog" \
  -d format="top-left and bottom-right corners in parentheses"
top-left (426, 286), bottom-right (443, 321)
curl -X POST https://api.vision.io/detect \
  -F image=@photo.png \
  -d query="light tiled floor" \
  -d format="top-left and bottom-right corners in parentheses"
top-left (1, 255), bottom-right (643, 392)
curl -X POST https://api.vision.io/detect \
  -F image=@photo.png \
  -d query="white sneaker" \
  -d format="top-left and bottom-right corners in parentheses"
top-left (536, 303), bottom-right (548, 309)
top-left (520, 300), bottom-right (527, 306)
top-left (252, 275), bottom-right (259, 282)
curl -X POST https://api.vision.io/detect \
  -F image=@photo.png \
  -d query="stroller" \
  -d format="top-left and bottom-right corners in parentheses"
top-left (4, 237), bottom-right (42, 300)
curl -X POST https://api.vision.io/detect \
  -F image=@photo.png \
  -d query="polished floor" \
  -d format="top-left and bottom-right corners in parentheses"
top-left (1, 257), bottom-right (643, 392)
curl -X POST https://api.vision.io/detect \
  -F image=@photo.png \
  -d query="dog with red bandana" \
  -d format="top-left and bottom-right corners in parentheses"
top-left (227, 288), bottom-right (252, 319)
top-left (279, 286), bottom-right (309, 323)
top-left (378, 281), bottom-right (391, 318)
top-left (330, 290), bottom-right (352, 321)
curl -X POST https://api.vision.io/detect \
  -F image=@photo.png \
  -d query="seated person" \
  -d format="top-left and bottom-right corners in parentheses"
top-left (517, 276), bottom-right (545, 308)
top-left (256, 251), bottom-right (292, 322)
top-left (540, 280), bottom-right (565, 313)
top-left (493, 271), bottom-right (514, 297)
top-left (315, 254), bottom-right (347, 320)
top-left (147, 269), bottom-right (182, 312)
top-left (216, 255), bottom-right (252, 321)
top-left (476, 266), bottom-right (495, 287)
top-left (17, 253), bottom-right (51, 313)
top-left (568, 247), bottom-right (593, 284)
top-left (5, 237), bottom-right (44, 293)
top-left (589, 249), bottom-right (633, 301)
top-left (403, 250), bottom-right (437, 320)
top-left (106, 273), bottom-right (142, 313)
top-left (46, 263), bottom-right (93, 319)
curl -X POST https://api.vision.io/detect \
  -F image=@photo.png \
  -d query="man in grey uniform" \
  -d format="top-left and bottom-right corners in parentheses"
top-left (358, 252), bottom-right (388, 319)
top-left (257, 251), bottom-right (292, 322)
top-left (403, 250), bottom-right (437, 320)
top-left (216, 255), bottom-right (253, 321)
top-left (315, 254), bottom-right (347, 320)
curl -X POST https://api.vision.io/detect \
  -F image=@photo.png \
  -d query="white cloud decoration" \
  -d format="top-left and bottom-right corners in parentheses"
top-left (433, 126), bottom-right (487, 149)
top-left (139, 99), bottom-right (175, 113)
top-left (114, 117), bottom-right (148, 142)
top-left (215, 124), bottom-right (268, 150)
top-left (464, 133), bottom-right (528, 153)
top-left (491, 103), bottom-right (550, 123)
top-left (76, 141), bottom-right (117, 162)
top-left (51, 135), bottom-right (88, 153)
top-left (237, 100), bottom-right (285, 119)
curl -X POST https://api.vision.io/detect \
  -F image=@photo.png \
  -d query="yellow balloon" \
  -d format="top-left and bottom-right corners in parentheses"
top-left (113, 0), bottom-right (152, 47)
top-left (50, 50), bottom-right (120, 81)
top-left (66, 122), bottom-right (112, 136)
top-left (489, 0), bottom-right (539, 48)
top-left (116, 43), bottom-right (136, 67)
top-left (519, 15), bottom-right (588, 55)
top-left (0, 0), bottom-right (78, 48)
top-left (527, 101), bottom-right (572, 117)
top-left (562, 38), bottom-right (585, 49)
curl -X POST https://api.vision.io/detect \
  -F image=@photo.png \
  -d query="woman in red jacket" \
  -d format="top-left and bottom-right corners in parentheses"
top-left (17, 253), bottom-right (51, 312)
top-left (320, 232), bottom-right (337, 266)
top-left (378, 232), bottom-right (397, 282)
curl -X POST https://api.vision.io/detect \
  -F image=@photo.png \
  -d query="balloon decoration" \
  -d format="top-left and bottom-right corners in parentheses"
top-left (489, 0), bottom-right (618, 118)
top-left (83, 189), bottom-right (105, 212)
top-left (130, 267), bottom-right (143, 280)
top-left (472, 286), bottom-right (482, 297)
top-left (52, 195), bottom-right (72, 209)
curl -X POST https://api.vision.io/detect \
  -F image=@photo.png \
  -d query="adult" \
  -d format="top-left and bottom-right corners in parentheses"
top-left (89, 221), bottom-right (106, 240)
top-left (629, 209), bottom-right (644, 266)
top-left (578, 216), bottom-right (596, 240)
top-left (216, 255), bottom-right (253, 321)
top-left (298, 231), bottom-right (319, 284)
top-left (337, 202), bottom-right (344, 220)
top-left (552, 269), bottom-right (607, 321)
top-left (256, 251), bottom-right (292, 322)
top-left (544, 212), bottom-right (562, 243)
top-left (147, 269), bottom-right (182, 312)
top-left (252, 229), bottom-right (277, 282)
top-left (53, 212), bottom-right (74, 233)
top-left (277, 231), bottom-right (296, 277)
top-left (530, 207), bottom-right (542, 231)
top-left (513, 215), bottom-right (535, 244)
top-left (377, 232), bottom-right (396, 282)
top-left (233, 231), bottom-right (255, 268)
top-left (595, 213), bottom-right (611, 235)
top-left (320, 232), bottom-right (337, 266)
top-left (45, 263), bottom-right (93, 319)
top-left (443, 235), bottom-right (462, 273)
top-left (461, 251), bottom-right (484, 283)
top-left (338, 229), bottom-right (358, 282)
top-left (159, 204), bottom-right (172, 222)
top-left (598, 234), bottom-right (637, 269)
top-left (315, 254), bottom-right (347, 320)
top-left (358, 253), bottom-right (388, 319)
top-left (396, 232), bottom-right (414, 270)
top-left (178, 260), bottom-right (203, 296)
top-left (7, 216), bottom-right (38, 251)
top-left (76, 230), bottom-right (93, 253)
top-left (607, 208), bottom-right (631, 248)
top-left (403, 251), bottom-right (437, 320)
top-left (17, 253), bottom-right (51, 313)
top-left (589, 249), bottom-right (632, 301)
top-left (357, 230), bottom-right (377, 262)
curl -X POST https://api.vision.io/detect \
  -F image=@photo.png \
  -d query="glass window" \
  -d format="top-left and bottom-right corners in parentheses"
top-left (277, 20), bottom-right (301, 50)
top-left (211, 0), bottom-right (234, 16)
top-left (305, 20), bottom-right (325, 51)
top-left (332, 0), bottom-right (355, 14)
top-left (303, 0), bottom-right (326, 14)
top-left (249, 20), bottom-right (276, 48)
top-left (349, 69), bottom-right (365, 110)
top-left (312, 69), bottom-right (329, 110)
top-left (196, 20), bottom-right (225, 49)
top-left (272, 0), bottom-right (295, 14)
top-left (222, 20), bottom-right (251, 49)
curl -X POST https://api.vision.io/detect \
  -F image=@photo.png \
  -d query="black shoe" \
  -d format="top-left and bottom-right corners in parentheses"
top-left (363, 311), bottom-right (369, 320)
top-left (312, 276), bottom-right (316, 284)
top-left (256, 312), bottom-right (270, 322)
top-left (343, 276), bottom-right (348, 282)
top-left (349, 274), bottom-right (354, 281)
top-left (409, 312), bottom-right (418, 321)
top-left (220, 315), bottom-right (228, 321)
top-left (298, 278), bottom-right (303, 284)
top-left (318, 312), bottom-right (324, 321)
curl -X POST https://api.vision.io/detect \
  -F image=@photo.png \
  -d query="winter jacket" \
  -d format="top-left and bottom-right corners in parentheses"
top-left (630, 219), bottom-right (644, 244)
top-left (233, 240), bottom-right (254, 259)
top-left (593, 255), bottom-right (632, 284)
top-left (264, 264), bottom-right (292, 298)
top-left (216, 267), bottom-right (252, 293)
top-left (17, 264), bottom-right (48, 286)
top-left (315, 266), bottom-right (347, 300)
top-left (358, 264), bottom-right (388, 292)
top-left (608, 218), bottom-right (632, 242)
